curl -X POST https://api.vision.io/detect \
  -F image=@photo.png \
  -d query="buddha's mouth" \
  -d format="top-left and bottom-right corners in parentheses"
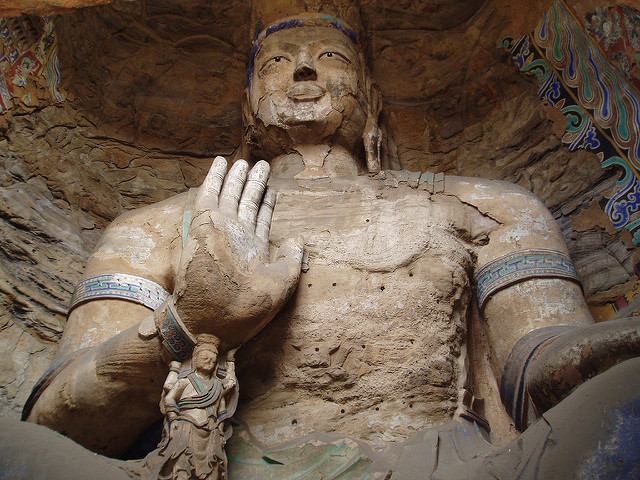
top-left (288, 83), bottom-right (325, 101)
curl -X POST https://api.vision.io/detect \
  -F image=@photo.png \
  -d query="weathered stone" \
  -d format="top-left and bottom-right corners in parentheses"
top-left (0, 148), bottom-right (99, 413)
top-left (0, 0), bottom-right (123, 17)
top-left (0, 319), bottom-right (57, 417)
top-left (0, 5), bottom-right (639, 476)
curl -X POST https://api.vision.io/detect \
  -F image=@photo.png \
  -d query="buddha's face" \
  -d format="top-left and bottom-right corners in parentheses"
top-left (249, 26), bottom-right (367, 142)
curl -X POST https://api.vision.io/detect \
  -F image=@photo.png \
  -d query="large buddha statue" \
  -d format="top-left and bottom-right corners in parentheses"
top-left (5, 12), bottom-right (639, 480)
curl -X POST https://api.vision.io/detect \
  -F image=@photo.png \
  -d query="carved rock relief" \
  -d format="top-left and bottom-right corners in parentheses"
top-left (0, 0), bottom-right (635, 416)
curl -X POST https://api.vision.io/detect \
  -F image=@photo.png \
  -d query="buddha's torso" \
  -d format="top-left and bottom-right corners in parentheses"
top-left (235, 176), bottom-right (488, 449)
top-left (59, 174), bottom-right (495, 451)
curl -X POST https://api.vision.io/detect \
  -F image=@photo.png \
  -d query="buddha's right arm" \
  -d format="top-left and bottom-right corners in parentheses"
top-left (21, 193), bottom-right (183, 456)
top-left (25, 159), bottom-right (302, 456)
top-left (26, 316), bottom-right (170, 457)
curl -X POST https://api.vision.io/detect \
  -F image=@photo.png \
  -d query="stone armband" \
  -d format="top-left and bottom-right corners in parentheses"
top-left (474, 249), bottom-right (582, 310)
top-left (69, 273), bottom-right (170, 313)
top-left (69, 273), bottom-right (198, 362)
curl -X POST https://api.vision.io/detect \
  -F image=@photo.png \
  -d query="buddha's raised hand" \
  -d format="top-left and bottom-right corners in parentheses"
top-left (173, 157), bottom-right (303, 346)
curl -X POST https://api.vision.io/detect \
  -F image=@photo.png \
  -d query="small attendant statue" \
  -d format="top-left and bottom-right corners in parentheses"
top-left (155, 335), bottom-right (238, 480)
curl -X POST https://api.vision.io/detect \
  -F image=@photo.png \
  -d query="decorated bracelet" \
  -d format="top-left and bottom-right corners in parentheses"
top-left (157, 298), bottom-right (197, 362)
top-left (70, 273), bottom-right (198, 362)
top-left (474, 249), bottom-right (581, 310)
top-left (500, 325), bottom-right (572, 431)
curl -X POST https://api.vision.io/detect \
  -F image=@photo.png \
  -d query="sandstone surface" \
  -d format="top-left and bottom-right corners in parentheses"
top-left (0, 0), bottom-right (634, 433)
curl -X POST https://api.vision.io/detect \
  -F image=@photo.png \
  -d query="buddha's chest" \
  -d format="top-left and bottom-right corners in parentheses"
top-left (266, 180), bottom-right (475, 346)
top-left (235, 181), bottom-right (478, 447)
top-left (269, 180), bottom-right (472, 273)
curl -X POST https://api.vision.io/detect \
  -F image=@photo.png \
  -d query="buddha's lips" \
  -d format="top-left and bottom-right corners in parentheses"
top-left (288, 83), bottom-right (325, 101)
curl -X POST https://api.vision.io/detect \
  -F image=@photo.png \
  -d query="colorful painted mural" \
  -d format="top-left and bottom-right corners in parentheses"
top-left (501, 0), bottom-right (640, 247)
top-left (582, 4), bottom-right (640, 92)
top-left (501, 0), bottom-right (640, 320)
top-left (0, 15), bottom-right (62, 112)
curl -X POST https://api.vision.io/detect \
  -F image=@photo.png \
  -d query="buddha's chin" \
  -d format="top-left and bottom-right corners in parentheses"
top-left (281, 119), bottom-right (333, 145)
top-left (253, 97), bottom-right (362, 148)
top-left (282, 112), bottom-right (326, 126)
top-left (261, 106), bottom-right (336, 143)
top-left (278, 99), bottom-right (333, 126)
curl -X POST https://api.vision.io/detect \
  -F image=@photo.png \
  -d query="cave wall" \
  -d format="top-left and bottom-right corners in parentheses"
top-left (503, 1), bottom-right (640, 320)
top-left (0, 0), bottom-right (638, 415)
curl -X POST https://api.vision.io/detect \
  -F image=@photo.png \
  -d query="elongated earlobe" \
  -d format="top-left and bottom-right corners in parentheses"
top-left (363, 80), bottom-right (383, 173)
top-left (238, 88), bottom-right (257, 161)
top-left (364, 116), bottom-right (381, 173)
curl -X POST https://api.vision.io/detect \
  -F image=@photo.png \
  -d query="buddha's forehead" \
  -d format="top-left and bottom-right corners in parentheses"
top-left (258, 26), bottom-right (358, 56)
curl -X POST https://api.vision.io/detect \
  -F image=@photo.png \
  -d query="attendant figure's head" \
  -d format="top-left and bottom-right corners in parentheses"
top-left (193, 334), bottom-right (221, 376)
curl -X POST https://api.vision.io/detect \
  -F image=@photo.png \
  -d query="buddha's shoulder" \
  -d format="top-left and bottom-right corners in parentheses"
top-left (444, 175), bottom-right (535, 196)
top-left (356, 171), bottom-right (544, 212)
top-left (445, 175), bottom-right (548, 208)
top-left (443, 175), bottom-right (555, 231)
top-left (109, 191), bottom-right (188, 226)
top-left (97, 191), bottom-right (189, 247)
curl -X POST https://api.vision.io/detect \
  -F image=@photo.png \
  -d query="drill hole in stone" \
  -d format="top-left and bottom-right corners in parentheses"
top-left (380, 286), bottom-right (385, 291)
top-left (315, 347), bottom-right (319, 352)
top-left (292, 419), bottom-right (297, 425)
top-left (341, 409), bottom-right (345, 414)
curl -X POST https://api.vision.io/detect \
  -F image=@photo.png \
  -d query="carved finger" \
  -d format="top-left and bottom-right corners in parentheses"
top-left (219, 160), bottom-right (249, 215)
top-left (194, 156), bottom-right (227, 213)
top-left (255, 188), bottom-right (277, 243)
top-left (238, 161), bottom-right (270, 229)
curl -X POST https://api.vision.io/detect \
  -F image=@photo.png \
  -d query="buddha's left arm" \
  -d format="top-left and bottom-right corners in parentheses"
top-left (447, 177), bottom-right (639, 429)
top-left (470, 182), bottom-right (593, 377)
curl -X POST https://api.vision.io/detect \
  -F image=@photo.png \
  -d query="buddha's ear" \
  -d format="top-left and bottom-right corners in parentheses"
top-left (363, 80), bottom-right (383, 174)
top-left (238, 87), bottom-right (257, 161)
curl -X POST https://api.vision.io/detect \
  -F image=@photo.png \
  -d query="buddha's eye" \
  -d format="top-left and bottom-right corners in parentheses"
top-left (319, 51), bottom-right (349, 63)
top-left (259, 55), bottom-right (290, 73)
top-left (269, 55), bottom-right (290, 65)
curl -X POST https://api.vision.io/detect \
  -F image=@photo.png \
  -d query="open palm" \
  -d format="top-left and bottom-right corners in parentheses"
top-left (172, 157), bottom-right (303, 346)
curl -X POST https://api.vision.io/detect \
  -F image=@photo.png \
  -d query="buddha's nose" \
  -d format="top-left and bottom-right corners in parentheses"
top-left (294, 51), bottom-right (317, 81)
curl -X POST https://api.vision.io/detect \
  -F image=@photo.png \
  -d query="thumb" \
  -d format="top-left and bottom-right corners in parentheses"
top-left (265, 236), bottom-right (304, 289)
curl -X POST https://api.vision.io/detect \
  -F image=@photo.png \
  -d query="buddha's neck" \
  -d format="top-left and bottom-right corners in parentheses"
top-left (269, 144), bottom-right (362, 179)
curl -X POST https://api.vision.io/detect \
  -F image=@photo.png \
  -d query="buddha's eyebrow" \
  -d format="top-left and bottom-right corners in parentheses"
top-left (258, 41), bottom-right (300, 56)
top-left (259, 38), bottom-right (353, 56)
